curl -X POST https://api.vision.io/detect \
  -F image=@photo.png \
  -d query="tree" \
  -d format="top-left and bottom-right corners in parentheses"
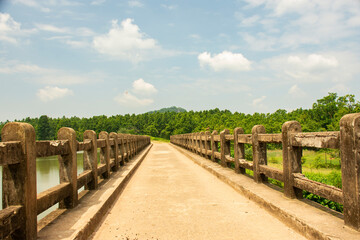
top-left (37, 115), bottom-right (51, 140)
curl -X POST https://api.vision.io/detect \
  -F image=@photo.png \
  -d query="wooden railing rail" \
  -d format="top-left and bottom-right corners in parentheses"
top-left (170, 113), bottom-right (360, 231)
top-left (0, 122), bottom-right (151, 240)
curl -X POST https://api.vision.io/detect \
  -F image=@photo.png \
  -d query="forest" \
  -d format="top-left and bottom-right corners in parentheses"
top-left (0, 93), bottom-right (359, 141)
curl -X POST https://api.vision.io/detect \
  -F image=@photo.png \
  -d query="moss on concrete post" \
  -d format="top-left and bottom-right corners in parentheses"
top-left (220, 129), bottom-right (230, 167)
top-left (211, 130), bottom-right (218, 162)
top-left (83, 130), bottom-right (98, 190)
top-left (99, 131), bottom-right (110, 179)
top-left (2, 122), bottom-right (37, 240)
top-left (234, 127), bottom-right (245, 174)
top-left (340, 113), bottom-right (360, 230)
top-left (252, 125), bottom-right (268, 183)
top-left (58, 127), bottom-right (78, 209)
top-left (282, 121), bottom-right (302, 199)
top-left (109, 132), bottom-right (119, 172)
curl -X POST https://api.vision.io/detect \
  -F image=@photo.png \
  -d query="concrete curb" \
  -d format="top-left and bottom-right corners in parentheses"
top-left (171, 143), bottom-right (360, 240)
top-left (38, 144), bottom-right (153, 240)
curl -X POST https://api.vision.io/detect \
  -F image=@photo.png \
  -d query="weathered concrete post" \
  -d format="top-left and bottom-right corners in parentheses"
top-left (124, 134), bottom-right (130, 161)
top-left (191, 133), bottom-right (195, 153)
top-left (117, 134), bottom-right (124, 165)
top-left (109, 132), bottom-right (119, 172)
top-left (2, 122), bottom-right (37, 240)
top-left (58, 127), bottom-right (78, 209)
top-left (99, 131), bottom-right (110, 179)
top-left (204, 131), bottom-right (211, 159)
top-left (199, 132), bottom-right (205, 157)
top-left (340, 113), bottom-right (360, 230)
top-left (83, 130), bottom-right (98, 190)
top-left (252, 125), bottom-right (268, 183)
top-left (234, 127), bottom-right (246, 174)
top-left (211, 130), bottom-right (218, 162)
top-left (220, 129), bottom-right (230, 167)
top-left (282, 121), bottom-right (302, 199)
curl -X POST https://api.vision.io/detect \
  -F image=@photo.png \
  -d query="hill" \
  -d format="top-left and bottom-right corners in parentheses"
top-left (147, 106), bottom-right (187, 114)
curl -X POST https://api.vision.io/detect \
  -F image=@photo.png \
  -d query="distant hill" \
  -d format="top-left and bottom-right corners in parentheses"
top-left (147, 106), bottom-right (187, 113)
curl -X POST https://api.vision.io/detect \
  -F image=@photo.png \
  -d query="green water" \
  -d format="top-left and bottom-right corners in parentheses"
top-left (0, 152), bottom-right (85, 219)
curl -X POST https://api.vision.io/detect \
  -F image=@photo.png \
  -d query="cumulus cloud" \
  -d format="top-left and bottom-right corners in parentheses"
top-left (114, 78), bottom-right (157, 107)
top-left (114, 91), bottom-right (153, 106)
top-left (132, 78), bottom-right (157, 95)
top-left (0, 13), bottom-right (23, 43)
top-left (263, 52), bottom-right (359, 83)
top-left (252, 96), bottom-right (266, 107)
top-left (37, 86), bottom-right (73, 102)
top-left (288, 84), bottom-right (306, 98)
top-left (198, 51), bottom-right (252, 72)
top-left (93, 18), bottom-right (158, 62)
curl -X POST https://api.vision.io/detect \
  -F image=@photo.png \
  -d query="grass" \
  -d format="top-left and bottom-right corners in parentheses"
top-left (150, 136), bottom-right (170, 143)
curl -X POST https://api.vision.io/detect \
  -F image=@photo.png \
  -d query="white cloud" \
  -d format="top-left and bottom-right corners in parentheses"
top-left (91, 0), bottom-right (106, 5)
top-left (128, 0), bottom-right (144, 8)
top-left (252, 96), bottom-right (266, 106)
top-left (0, 60), bottom-right (102, 85)
top-left (161, 4), bottom-right (177, 10)
top-left (240, 0), bottom-right (360, 50)
top-left (37, 86), bottom-right (73, 102)
top-left (132, 78), bottom-right (157, 95)
top-left (14, 0), bottom-right (51, 12)
top-left (65, 40), bottom-right (89, 48)
top-left (0, 13), bottom-right (24, 43)
top-left (93, 18), bottom-right (158, 62)
top-left (114, 91), bottom-right (153, 106)
top-left (198, 51), bottom-right (252, 72)
top-left (35, 23), bottom-right (69, 33)
top-left (114, 78), bottom-right (157, 107)
top-left (263, 52), bottom-right (360, 83)
top-left (288, 84), bottom-right (306, 98)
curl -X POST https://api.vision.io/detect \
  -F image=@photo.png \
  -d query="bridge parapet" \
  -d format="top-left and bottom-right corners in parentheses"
top-left (0, 123), bottom-right (150, 240)
top-left (170, 113), bottom-right (360, 231)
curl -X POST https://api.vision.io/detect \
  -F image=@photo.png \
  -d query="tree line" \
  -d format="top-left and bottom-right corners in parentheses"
top-left (0, 93), bottom-right (359, 141)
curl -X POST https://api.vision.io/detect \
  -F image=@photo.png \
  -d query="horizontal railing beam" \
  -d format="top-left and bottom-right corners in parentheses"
top-left (37, 182), bottom-right (71, 215)
top-left (36, 140), bottom-right (70, 158)
top-left (290, 131), bottom-right (340, 149)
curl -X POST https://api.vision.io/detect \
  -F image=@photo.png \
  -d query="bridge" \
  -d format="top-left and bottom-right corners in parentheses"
top-left (0, 113), bottom-right (360, 239)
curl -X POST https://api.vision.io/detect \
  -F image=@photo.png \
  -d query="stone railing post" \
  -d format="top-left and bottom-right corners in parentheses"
top-left (117, 133), bottom-right (126, 165)
top-left (211, 130), bottom-right (218, 162)
top-left (204, 131), bottom-right (211, 159)
top-left (58, 127), bottom-right (78, 209)
top-left (83, 130), bottom-right (98, 190)
top-left (191, 133), bottom-right (195, 153)
top-left (99, 131), bottom-right (110, 179)
top-left (252, 125), bottom-right (267, 183)
top-left (2, 122), bottom-right (37, 239)
top-left (234, 127), bottom-right (245, 174)
top-left (220, 129), bottom-right (230, 167)
top-left (282, 121), bottom-right (302, 199)
top-left (199, 132), bottom-right (205, 157)
top-left (340, 113), bottom-right (360, 230)
top-left (124, 134), bottom-right (130, 161)
top-left (109, 132), bottom-right (119, 172)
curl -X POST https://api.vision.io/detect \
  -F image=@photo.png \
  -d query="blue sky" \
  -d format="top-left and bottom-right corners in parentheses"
top-left (1, 0), bottom-right (360, 121)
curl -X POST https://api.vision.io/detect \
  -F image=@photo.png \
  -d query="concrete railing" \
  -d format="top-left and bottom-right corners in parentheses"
top-left (170, 113), bottom-right (360, 231)
top-left (0, 122), bottom-right (150, 240)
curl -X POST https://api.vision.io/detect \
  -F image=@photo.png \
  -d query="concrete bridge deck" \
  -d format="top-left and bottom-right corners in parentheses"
top-left (90, 142), bottom-right (305, 240)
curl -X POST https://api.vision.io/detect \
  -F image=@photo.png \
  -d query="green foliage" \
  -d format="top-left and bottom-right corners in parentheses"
top-left (0, 93), bottom-right (359, 143)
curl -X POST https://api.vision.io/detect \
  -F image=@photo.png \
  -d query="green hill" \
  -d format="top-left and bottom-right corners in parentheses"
top-left (147, 106), bottom-right (187, 113)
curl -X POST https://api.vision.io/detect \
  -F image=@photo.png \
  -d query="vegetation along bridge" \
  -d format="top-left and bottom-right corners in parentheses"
top-left (1, 113), bottom-right (360, 239)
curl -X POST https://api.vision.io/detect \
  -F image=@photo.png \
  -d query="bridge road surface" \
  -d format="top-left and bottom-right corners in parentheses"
top-left (90, 142), bottom-right (306, 240)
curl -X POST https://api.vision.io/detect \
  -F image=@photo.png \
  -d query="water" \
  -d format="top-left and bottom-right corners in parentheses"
top-left (0, 152), bottom-right (85, 219)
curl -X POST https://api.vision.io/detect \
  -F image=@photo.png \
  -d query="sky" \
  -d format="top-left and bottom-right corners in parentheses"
top-left (0, 0), bottom-right (360, 121)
